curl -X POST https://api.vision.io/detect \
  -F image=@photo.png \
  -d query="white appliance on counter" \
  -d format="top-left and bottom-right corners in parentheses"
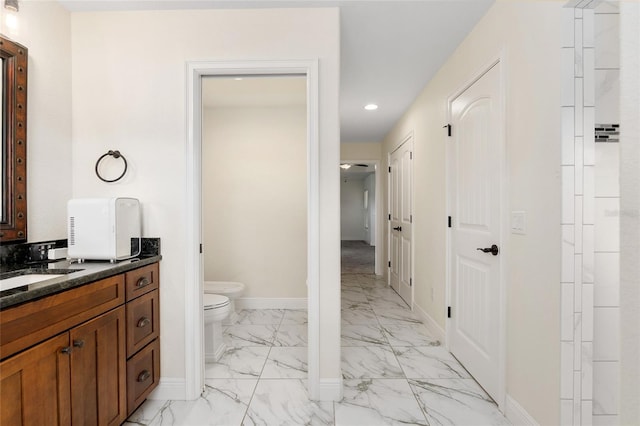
top-left (68, 198), bottom-right (141, 262)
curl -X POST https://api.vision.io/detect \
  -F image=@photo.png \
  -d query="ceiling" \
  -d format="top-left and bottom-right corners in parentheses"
top-left (59, 0), bottom-right (495, 143)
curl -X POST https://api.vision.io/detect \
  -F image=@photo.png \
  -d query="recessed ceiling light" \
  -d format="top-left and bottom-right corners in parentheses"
top-left (364, 104), bottom-right (378, 111)
top-left (234, 77), bottom-right (243, 81)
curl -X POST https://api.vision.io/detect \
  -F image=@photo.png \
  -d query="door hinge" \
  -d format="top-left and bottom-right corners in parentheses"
top-left (447, 306), bottom-right (452, 318)
top-left (444, 124), bottom-right (452, 137)
top-left (388, 261), bottom-right (391, 268)
top-left (410, 215), bottom-right (413, 223)
top-left (199, 244), bottom-right (203, 254)
top-left (388, 166), bottom-right (391, 173)
top-left (410, 278), bottom-right (412, 287)
top-left (388, 214), bottom-right (391, 221)
top-left (448, 216), bottom-right (452, 228)
top-left (410, 152), bottom-right (413, 160)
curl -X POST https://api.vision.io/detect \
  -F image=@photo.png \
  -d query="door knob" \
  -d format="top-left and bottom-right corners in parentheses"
top-left (476, 244), bottom-right (499, 256)
top-left (393, 226), bottom-right (402, 231)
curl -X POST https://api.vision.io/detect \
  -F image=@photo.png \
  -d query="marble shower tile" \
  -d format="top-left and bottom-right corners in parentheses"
top-left (382, 323), bottom-right (439, 347)
top-left (594, 13), bottom-right (620, 69)
top-left (594, 69), bottom-right (620, 124)
top-left (235, 309), bottom-right (284, 325)
top-left (594, 198), bottom-right (619, 252)
top-left (243, 379), bottom-right (333, 426)
top-left (341, 324), bottom-right (388, 346)
top-left (394, 346), bottom-right (469, 380)
top-left (593, 361), bottom-right (619, 415)
top-left (205, 346), bottom-right (270, 379)
top-left (273, 324), bottom-right (308, 347)
top-left (593, 307), bottom-right (619, 361)
top-left (342, 346), bottom-right (404, 379)
top-left (335, 379), bottom-right (428, 426)
top-left (261, 347), bottom-right (308, 379)
top-left (594, 252), bottom-right (619, 306)
top-left (223, 325), bottom-right (278, 348)
top-left (409, 378), bottom-right (510, 426)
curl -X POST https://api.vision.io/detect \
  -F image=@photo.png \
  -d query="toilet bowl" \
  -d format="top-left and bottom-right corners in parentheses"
top-left (203, 294), bottom-right (231, 363)
top-left (204, 281), bottom-right (245, 324)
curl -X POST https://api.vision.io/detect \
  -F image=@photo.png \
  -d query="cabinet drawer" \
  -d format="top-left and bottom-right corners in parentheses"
top-left (126, 290), bottom-right (159, 358)
top-left (0, 275), bottom-right (125, 360)
top-left (127, 339), bottom-right (160, 415)
top-left (125, 263), bottom-right (159, 301)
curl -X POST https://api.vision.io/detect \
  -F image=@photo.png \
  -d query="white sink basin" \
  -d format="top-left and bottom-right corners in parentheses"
top-left (0, 274), bottom-right (64, 292)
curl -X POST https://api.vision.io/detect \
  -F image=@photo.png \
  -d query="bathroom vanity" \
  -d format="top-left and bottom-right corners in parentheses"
top-left (0, 258), bottom-right (161, 425)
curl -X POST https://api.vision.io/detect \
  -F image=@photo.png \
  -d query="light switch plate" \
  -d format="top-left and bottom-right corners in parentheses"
top-left (511, 211), bottom-right (526, 235)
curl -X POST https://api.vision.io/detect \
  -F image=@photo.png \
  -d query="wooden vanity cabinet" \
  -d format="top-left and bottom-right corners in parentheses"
top-left (0, 262), bottom-right (160, 425)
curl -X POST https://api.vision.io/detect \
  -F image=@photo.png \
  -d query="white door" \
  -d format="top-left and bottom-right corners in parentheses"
top-left (449, 63), bottom-right (502, 401)
top-left (389, 138), bottom-right (413, 305)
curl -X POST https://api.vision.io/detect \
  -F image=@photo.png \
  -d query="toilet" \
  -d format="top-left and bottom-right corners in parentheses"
top-left (204, 281), bottom-right (245, 324)
top-left (203, 294), bottom-right (231, 363)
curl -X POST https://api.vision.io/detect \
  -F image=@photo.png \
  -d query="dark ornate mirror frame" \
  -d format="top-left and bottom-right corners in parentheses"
top-left (1, 35), bottom-right (28, 243)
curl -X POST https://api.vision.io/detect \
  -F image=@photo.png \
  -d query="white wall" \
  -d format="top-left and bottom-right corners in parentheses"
top-left (1, 2), bottom-right (72, 242)
top-left (380, 2), bottom-right (562, 424)
top-left (202, 105), bottom-right (307, 299)
top-left (619, 2), bottom-right (640, 424)
top-left (70, 7), bottom-right (340, 393)
top-left (341, 142), bottom-right (381, 161)
top-left (340, 177), bottom-right (366, 240)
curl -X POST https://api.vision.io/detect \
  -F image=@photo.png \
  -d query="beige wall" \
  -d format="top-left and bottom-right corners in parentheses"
top-left (202, 106), bottom-right (307, 299)
top-left (71, 7), bottom-right (340, 389)
top-left (341, 142), bottom-right (382, 162)
top-left (380, 1), bottom-right (562, 423)
top-left (1, 3), bottom-right (72, 242)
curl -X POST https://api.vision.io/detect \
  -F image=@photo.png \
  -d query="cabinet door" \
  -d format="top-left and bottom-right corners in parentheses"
top-left (0, 333), bottom-right (72, 426)
top-left (70, 307), bottom-right (126, 426)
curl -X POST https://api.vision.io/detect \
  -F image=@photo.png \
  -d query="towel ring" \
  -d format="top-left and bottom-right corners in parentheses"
top-left (95, 150), bottom-right (128, 183)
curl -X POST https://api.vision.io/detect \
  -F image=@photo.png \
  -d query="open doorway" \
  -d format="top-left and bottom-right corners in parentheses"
top-left (185, 60), bottom-right (321, 400)
top-left (340, 161), bottom-right (380, 275)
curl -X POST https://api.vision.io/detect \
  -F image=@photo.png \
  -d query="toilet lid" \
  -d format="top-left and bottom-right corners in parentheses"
top-left (203, 294), bottom-right (230, 310)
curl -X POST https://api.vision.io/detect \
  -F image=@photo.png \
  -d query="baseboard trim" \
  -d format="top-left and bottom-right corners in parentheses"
top-left (148, 377), bottom-right (187, 401)
top-left (413, 303), bottom-right (446, 343)
top-left (236, 297), bottom-right (308, 310)
top-left (318, 377), bottom-right (343, 401)
top-left (505, 394), bottom-right (539, 425)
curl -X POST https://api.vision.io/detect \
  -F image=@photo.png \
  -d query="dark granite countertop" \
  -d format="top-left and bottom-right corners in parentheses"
top-left (0, 255), bottom-right (162, 310)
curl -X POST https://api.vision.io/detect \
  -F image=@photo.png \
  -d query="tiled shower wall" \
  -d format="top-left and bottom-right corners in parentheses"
top-left (561, 2), bottom-right (620, 425)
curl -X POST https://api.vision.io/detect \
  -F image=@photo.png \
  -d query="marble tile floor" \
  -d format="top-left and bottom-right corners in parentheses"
top-left (124, 273), bottom-right (510, 426)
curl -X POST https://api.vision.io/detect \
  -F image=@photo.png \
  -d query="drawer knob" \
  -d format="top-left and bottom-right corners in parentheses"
top-left (137, 370), bottom-right (151, 383)
top-left (136, 277), bottom-right (151, 288)
top-left (137, 317), bottom-right (151, 328)
top-left (60, 346), bottom-right (72, 354)
top-left (73, 339), bottom-right (85, 348)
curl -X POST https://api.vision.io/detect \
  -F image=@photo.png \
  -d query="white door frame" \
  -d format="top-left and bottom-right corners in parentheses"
top-left (185, 59), bottom-right (320, 399)
top-left (445, 55), bottom-right (507, 409)
top-left (387, 132), bottom-right (414, 306)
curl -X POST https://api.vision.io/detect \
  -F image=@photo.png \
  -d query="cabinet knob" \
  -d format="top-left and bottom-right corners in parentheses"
top-left (60, 346), bottom-right (72, 354)
top-left (137, 317), bottom-right (151, 328)
top-left (73, 339), bottom-right (85, 348)
top-left (136, 277), bottom-right (151, 288)
top-left (137, 370), bottom-right (151, 383)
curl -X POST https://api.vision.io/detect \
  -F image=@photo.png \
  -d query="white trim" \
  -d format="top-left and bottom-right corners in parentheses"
top-left (317, 378), bottom-right (343, 401)
top-left (413, 302), bottom-right (446, 343)
top-left (148, 378), bottom-right (187, 401)
top-left (186, 59), bottom-right (321, 401)
top-left (235, 297), bottom-right (308, 310)
top-left (505, 395), bottom-right (539, 426)
top-left (445, 53), bottom-right (508, 410)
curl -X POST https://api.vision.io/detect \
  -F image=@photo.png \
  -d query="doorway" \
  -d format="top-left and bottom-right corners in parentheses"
top-left (185, 60), bottom-right (320, 400)
top-left (388, 135), bottom-right (414, 307)
top-left (446, 59), bottom-right (506, 405)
